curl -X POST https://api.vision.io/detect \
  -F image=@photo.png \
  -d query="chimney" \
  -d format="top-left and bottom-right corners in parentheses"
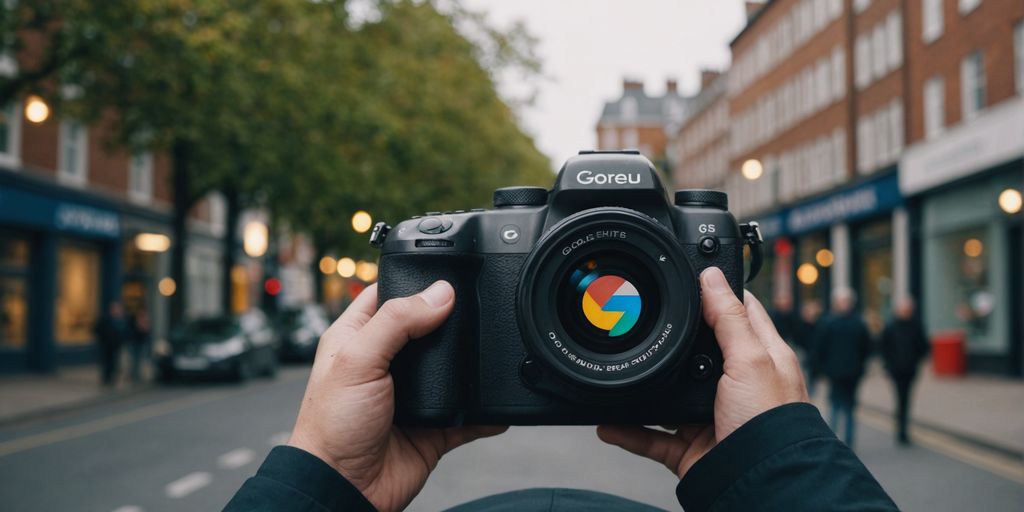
top-left (666, 79), bottom-right (678, 94)
top-left (623, 79), bottom-right (644, 92)
top-left (700, 70), bottom-right (721, 90)
top-left (745, 1), bottom-right (764, 20)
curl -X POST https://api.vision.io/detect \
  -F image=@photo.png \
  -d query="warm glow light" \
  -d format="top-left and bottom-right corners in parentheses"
top-left (231, 265), bottom-right (247, 283)
top-left (337, 257), bottom-right (356, 278)
top-left (998, 188), bottom-right (1022, 214)
top-left (355, 261), bottom-right (379, 282)
top-left (815, 248), bottom-right (834, 268)
top-left (796, 263), bottom-right (819, 285)
top-left (24, 95), bottom-right (50, 123)
top-left (319, 256), bottom-right (337, 275)
top-left (134, 233), bottom-right (171, 253)
top-left (352, 211), bottom-right (373, 234)
top-left (963, 238), bottom-right (984, 258)
top-left (741, 159), bottom-right (763, 180)
top-left (264, 277), bottom-right (282, 296)
top-left (243, 221), bottom-right (269, 257)
top-left (158, 277), bottom-right (177, 296)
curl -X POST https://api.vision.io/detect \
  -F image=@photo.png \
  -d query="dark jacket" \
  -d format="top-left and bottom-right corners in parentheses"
top-left (224, 403), bottom-right (898, 512)
top-left (812, 313), bottom-right (873, 381)
top-left (769, 309), bottom-right (798, 347)
top-left (94, 315), bottom-right (130, 350)
top-left (880, 316), bottom-right (929, 378)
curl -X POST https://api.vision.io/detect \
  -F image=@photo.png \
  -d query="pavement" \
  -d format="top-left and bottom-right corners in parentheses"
top-left (0, 364), bottom-right (1021, 511)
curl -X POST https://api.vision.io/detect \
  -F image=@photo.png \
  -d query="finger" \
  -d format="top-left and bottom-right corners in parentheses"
top-left (315, 284), bottom-right (379, 356)
top-left (596, 425), bottom-right (689, 474)
top-left (700, 268), bottom-right (768, 365)
top-left (440, 425), bottom-right (509, 453)
top-left (353, 280), bottom-right (455, 364)
top-left (744, 292), bottom-right (802, 371)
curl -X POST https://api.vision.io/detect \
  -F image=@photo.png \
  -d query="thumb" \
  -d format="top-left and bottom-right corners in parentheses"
top-left (355, 280), bottom-right (455, 364)
top-left (700, 268), bottom-right (766, 364)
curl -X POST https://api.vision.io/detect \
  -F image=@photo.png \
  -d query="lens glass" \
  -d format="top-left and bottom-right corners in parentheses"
top-left (556, 250), bottom-right (661, 355)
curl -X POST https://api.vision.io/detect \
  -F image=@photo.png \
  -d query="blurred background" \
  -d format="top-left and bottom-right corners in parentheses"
top-left (0, 0), bottom-right (1021, 510)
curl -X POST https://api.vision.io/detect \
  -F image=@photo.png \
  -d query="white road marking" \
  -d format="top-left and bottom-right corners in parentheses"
top-left (112, 506), bottom-right (143, 512)
top-left (165, 471), bottom-right (213, 499)
top-left (268, 431), bottom-right (290, 446)
top-left (218, 448), bottom-right (256, 469)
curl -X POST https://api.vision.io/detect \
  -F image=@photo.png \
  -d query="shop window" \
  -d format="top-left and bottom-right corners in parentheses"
top-left (924, 76), bottom-right (945, 139)
top-left (0, 101), bottom-right (21, 167)
top-left (0, 234), bottom-right (29, 349)
top-left (58, 120), bottom-right (89, 186)
top-left (856, 220), bottom-right (894, 335)
top-left (922, 0), bottom-right (943, 43)
top-left (55, 242), bottom-right (100, 346)
top-left (938, 229), bottom-right (994, 342)
top-left (796, 233), bottom-right (830, 311)
top-left (128, 151), bottom-right (154, 203)
top-left (960, 51), bottom-right (986, 121)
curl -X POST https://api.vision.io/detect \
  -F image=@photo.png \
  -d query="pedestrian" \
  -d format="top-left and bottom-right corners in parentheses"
top-left (225, 269), bottom-right (898, 511)
top-left (94, 302), bottom-right (130, 387)
top-left (812, 287), bottom-right (872, 448)
top-left (795, 298), bottom-right (822, 396)
top-left (129, 307), bottom-right (152, 384)
top-left (880, 296), bottom-right (930, 445)
top-left (768, 295), bottom-right (797, 346)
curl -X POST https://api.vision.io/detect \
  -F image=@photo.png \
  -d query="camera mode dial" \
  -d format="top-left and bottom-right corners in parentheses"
top-left (674, 190), bottom-right (728, 210)
top-left (493, 186), bottom-right (548, 208)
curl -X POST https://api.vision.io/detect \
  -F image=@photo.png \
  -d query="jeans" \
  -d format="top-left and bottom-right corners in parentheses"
top-left (828, 378), bottom-right (859, 447)
top-left (891, 376), bottom-right (914, 443)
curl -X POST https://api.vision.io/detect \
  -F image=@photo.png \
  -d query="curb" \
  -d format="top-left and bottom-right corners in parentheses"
top-left (861, 403), bottom-right (1024, 462)
top-left (0, 384), bottom-right (154, 428)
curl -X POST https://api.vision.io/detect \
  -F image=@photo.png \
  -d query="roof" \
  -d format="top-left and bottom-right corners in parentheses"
top-left (597, 86), bottom-right (691, 128)
top-left (730, 0), bottom-right (776, 47)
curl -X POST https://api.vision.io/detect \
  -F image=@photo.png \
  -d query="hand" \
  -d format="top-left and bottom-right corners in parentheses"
top-left (597, 267), bottom-right (809, 478)
top-left (288, 282), bottom-right (506, 512)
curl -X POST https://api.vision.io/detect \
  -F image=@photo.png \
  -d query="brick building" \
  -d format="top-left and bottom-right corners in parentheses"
top-left (595, 79), bottom-right (690, 171)
top-left (668, 0), bottom-right (1023, 374)
top-left (669, 70), bottom-right (730, 190)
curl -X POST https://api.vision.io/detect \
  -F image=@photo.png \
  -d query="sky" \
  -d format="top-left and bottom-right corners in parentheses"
top-left (462, 0), bottom-right (748, 170)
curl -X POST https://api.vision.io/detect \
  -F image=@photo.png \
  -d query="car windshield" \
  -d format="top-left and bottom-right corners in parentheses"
top-left (175, 317), bottom-right (239, 341)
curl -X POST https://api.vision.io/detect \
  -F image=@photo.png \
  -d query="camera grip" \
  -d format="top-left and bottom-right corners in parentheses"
top-left (378, 253), bottom-right (481, 426)
top-left (683, 244), bottom-right (745, 299)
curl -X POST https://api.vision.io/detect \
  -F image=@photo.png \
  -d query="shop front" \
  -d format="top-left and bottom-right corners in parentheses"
top-left (900, 97), bottom-right (1024, 376)
top-left (0, 176), bottom-right (122, 372)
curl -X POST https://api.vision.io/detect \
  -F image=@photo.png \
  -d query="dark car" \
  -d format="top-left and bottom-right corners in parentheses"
top-left (275, 304), bottom-right (330, 362)
top-left (156, 310), bottom-right (278, 382)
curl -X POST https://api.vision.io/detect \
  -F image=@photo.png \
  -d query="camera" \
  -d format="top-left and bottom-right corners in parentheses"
top-left (370, 150), bottom-right (763, 426)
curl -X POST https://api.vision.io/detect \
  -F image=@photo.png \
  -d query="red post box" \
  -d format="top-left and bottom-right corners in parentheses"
top-left (931, 330), bottom-right (966, 376)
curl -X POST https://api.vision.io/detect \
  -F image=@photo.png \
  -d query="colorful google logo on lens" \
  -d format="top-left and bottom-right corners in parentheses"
top-left (577, 274), bottom-right (642, 337)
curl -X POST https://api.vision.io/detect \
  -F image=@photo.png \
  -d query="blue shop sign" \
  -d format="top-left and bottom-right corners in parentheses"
top-left (0, 184), bottom-right (121, 239)
top-left (785, 172), bottom-right (901, 236)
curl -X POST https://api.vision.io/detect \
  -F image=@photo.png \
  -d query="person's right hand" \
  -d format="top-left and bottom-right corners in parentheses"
top-left (597, 266), bottom-right (809, 478)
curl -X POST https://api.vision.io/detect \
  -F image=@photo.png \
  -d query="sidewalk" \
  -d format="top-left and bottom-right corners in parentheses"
top-left (852, 361), bottom-right (1024, 458)
top-left (0, 365), bottom-right (151, 425)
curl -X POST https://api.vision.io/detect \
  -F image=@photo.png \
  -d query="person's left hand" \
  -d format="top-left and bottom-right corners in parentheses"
top-left (288, 282), bottom-right (506, 512)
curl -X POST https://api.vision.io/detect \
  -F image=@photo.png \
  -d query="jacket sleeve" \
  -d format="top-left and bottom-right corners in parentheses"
top-left (676, 403), bottom-right (898, 512)
top-left (224, 446), bottom-right (377, 512)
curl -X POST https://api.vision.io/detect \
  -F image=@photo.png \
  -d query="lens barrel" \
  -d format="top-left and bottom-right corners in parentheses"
top-left (517, 207), bottom-right (701, 390)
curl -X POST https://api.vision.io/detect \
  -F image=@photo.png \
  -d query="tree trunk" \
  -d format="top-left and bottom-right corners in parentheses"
top-left (221, 188), bottom-right (240, 315)
top-left (169, 140), bottom-right (193, 325)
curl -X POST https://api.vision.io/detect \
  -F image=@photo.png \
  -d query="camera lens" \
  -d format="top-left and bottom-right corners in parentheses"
top-left (517, 207), bottom-right (701, 390)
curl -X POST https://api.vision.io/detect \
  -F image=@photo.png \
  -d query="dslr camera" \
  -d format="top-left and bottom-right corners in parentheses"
top-left (370, 150), bottom-right (762, 426)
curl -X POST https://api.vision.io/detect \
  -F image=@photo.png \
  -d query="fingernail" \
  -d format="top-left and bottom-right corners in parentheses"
top-left (420, 281), bottom-right (454, 307)
top-left (701, 267), bottom-right (729, 293)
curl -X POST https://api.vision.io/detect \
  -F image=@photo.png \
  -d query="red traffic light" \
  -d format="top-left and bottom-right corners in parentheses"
top-left (264, 277), bottom-right (282, 296)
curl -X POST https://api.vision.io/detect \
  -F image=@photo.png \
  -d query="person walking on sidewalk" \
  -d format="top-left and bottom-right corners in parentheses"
top-left (812, 288), bottom-right (872, 448)
top-left (94, 302), bottom-right (130, 387)
top-left (129, 307), bottom-right (153, 384)
top-left (880, 297), bottom-right (930, 446)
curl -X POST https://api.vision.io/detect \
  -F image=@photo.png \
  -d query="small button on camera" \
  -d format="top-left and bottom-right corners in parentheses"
top-left (691, 354), bottom-right (714, 380)
top-left (698, 236), bottom-right (719, 256)
top-left (500, 224), bottom-right (521, 244)
top-left (418, 216), bottom-right (453, 234)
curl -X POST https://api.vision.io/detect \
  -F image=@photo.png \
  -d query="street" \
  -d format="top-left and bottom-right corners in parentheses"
top-left (0, 367), bottom-right (1020, 512)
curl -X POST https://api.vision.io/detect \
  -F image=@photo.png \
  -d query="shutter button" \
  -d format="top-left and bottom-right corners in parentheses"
top-left (418, 216), bottom-right (453, 234)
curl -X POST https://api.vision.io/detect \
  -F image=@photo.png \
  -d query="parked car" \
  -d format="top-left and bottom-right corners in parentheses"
top-left (274, 304), bottom-right (330, 362)
top-left (155, 310), bottom-right (278, 382)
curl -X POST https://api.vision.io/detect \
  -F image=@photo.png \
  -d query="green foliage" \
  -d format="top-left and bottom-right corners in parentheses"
top-left (0, 0), bottom-right (553, 260)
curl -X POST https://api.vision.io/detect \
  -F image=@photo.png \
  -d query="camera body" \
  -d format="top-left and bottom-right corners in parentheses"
top-left (374, 150), bottom-right (759, 426)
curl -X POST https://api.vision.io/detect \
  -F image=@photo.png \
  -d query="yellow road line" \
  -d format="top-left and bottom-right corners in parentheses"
top-left (858, 408), bottom-right (1024, 486)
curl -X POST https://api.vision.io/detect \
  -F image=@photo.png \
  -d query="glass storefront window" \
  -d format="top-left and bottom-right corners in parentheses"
top-left (0, 234), bottom-right (29, 349)
top-left (938, 228), bottom-right (994, 342)
top-left (796, 232), bottom-right (830, 310)
top-left (856, 220), bottom-right (893, 335)
top-left (56, 242), bottom-right (101, 346)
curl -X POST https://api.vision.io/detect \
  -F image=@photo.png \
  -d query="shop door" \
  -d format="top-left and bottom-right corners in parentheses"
top-left (854, 220), bottom-right (894, 336)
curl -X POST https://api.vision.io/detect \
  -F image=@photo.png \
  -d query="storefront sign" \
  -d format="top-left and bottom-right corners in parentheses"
top-left (900, 96), bottom-right (1024, 196)
top-left (0, 185), bottom-right (120, 239)
top-left (785, 172), bottom-right (901, 235)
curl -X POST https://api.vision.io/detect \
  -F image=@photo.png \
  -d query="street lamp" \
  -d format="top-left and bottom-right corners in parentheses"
top-left (24, 96), bottom-right (50, 124)
top-left (243, 221), bottom-right (269, 258)
top-left (337, 257), bottom-right (356, 278)
top-left (998, 188), bottom-right (1022, 214)
top-left (741, 159), bottom-right (763, 181)
top-left (352, 211), bottom-right (373, 234)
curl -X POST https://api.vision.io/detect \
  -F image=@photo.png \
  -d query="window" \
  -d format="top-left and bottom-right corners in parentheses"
top-left (1015, 22), bottom-right (1024, 94)
top-left (814, 0), bottom-right (828, 31)
top-left (56, 242), bottom-right (100, 346)
top-left (874, 109), bottom-right (890, 165)
top-left (0, 102), bottom-right (21, 167)
top-left (856, 118), bottom-right (870, 173)
top-left (58, 120), bottom-right (88, 185)
top-left (922, 0), bottom-right (943, 43)
top-left (855, 35), bottom-right (871, 89)
top-left (886, 12), bottom-right (903, 70)
top-left (815, 59), bottom-right (830, 108)
top-left (128, 152), bottom-right (153, 203)
top-left (960, 51), bottom-right (986, 121)
top-left (0, 234), bottom-right (29, 349)
top-left (621, 97), bottom-right (638, 120)
top-left (889, 100), bottom-right (904, 156)
top-left (871, 24), bottom-right (887, 79)
top-left (831, 46), bottom-right (846, 100)
top-left (599, 127), bottom-right (618, 150)
top-left (622, 127), bottom-right (639, 149)
top-left (924, 76), bottom-right (945, 139)
top-left (832, 128), bottom-right (847, 178)
top-left (958, 0), bottom-right (981, 15)
top-left (828, 0), bottom-right (843, 19)
top-left (854, 0), bottom-right (871, 13)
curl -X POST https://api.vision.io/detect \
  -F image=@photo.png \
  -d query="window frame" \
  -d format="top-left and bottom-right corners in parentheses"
top-left (960, 51), bottom-right (986, 122)
top-left (57, 120), bottom-right (89, 186)
top-left (0, 101), bottom-right (22, 168)
top-left (922, 0), bottom-right (944, 44)
top-left (923, 76), bottom-right (945, 139)
top-left (128, 151), bottom-right (154, 204)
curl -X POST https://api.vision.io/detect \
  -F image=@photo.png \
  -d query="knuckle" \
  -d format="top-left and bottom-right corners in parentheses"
top-left (378, 297), bottom-right (416, 323)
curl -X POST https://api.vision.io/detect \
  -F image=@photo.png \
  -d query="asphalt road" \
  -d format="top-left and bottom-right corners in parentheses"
top-left (0, 367), bottom-right (1021, 511)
